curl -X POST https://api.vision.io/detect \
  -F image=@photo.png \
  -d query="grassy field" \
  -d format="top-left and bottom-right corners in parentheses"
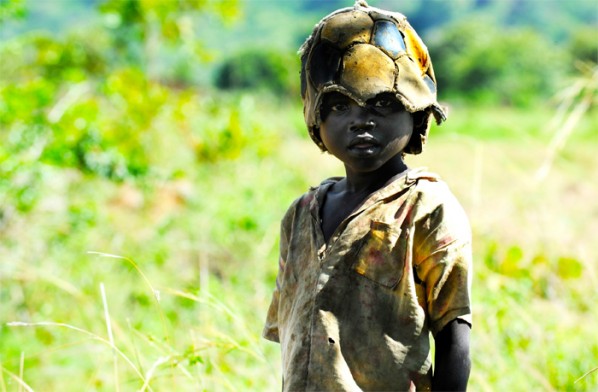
top-left (1, 97), bottom-right (597, 391)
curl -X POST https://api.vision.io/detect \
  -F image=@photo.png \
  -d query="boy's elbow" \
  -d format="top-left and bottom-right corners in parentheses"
top-left (452, 329), bottom-right (471, 371)
top-left (432, 319), bottom-right (471, 391)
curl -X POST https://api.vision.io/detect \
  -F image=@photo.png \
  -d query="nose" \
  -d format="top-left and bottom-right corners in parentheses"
top-left (349, 107), bottom-right (376, 132)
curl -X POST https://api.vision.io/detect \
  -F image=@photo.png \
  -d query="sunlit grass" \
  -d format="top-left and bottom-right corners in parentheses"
top-left (1, 97), bottom-right (597, 390)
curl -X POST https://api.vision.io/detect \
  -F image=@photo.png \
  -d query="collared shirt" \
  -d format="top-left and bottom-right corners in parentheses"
top-left (263, 169), bottom-right (472, 392)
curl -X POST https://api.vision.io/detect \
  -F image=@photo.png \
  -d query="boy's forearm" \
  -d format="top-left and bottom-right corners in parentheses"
top-left (432, 318), bottom-right (471, 391)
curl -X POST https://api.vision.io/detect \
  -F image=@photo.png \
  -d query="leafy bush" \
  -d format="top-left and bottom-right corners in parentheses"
top-left (2, 1), bottom-right (597, 390)
top-left (428, 20), bottom-right (568, 106)
top-left (214, 48), bottom-right (299, 96)
top-left (570, 27), bottom-right (598, 66)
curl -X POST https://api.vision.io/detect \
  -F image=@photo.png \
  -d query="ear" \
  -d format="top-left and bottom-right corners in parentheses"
top-left (404, 111), bottom-right (430, 155)
top-left (414, 111), bottom-right (429, 128)
top-left (313, 126), bottom-right (328, 152)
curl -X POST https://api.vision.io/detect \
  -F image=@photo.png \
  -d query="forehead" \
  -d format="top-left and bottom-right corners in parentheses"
top-left (321, 91), bottom-right (401, 106)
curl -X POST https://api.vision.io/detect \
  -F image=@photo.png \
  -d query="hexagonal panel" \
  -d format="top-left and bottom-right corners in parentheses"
top-left (320, 10), bottom-right (373, 49)
top-left (373, 20), bottom-right (406, 58)
top-left (340, 44), bottom-right (395, 100)
top-left (309, 42), bottom-right (342, 88)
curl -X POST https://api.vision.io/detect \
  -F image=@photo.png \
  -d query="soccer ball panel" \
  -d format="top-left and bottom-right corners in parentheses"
top-left (340, 44), bottom-right (396, 101)
top-left (320, 10), bottom-right (374, 50)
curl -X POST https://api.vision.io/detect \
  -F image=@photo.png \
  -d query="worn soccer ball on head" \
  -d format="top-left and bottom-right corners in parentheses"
top-left (300, 0), bottom-right (447, 154)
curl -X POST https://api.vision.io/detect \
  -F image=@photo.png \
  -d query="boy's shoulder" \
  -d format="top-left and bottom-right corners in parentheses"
top-left (279, 177), bottom-right (340, 222)
top-left (287, 167), bottom-right (448, 212)
top-left (407, 169), bottom-right (459, 203)
top-left (285, 176), bottom-right (344, 212)
top-left (407, 170), bottom-right (470, 235)
top-left (405, 167), bottom-right (442, 186)
top-left (290, 168), bottom-right (449, 203)
top-left (279, 168), bottom-right (467, 233)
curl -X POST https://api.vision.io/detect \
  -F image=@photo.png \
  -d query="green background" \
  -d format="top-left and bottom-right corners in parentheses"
top-left (1, 0), bottom-right (597, 390)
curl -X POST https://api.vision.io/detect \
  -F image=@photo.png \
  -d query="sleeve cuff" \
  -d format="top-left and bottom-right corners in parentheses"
top-left (262, 326), bottom-right (280, 343)
top-left (430, 307), bottom-right (471, 337)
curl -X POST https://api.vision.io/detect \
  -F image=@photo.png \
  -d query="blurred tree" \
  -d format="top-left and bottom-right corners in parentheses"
top-left (297, 0), bottom-right (346, 12)
top-left (400, 0), bottom-right (464, 33)
top-left (0, 0), bottom-right (242, 214)
top-left (215, 48), bottom-right (299, 97)
top-left (569, 27), bottom-right (598, 66)
top-left (375, 0), bottom-right (596, 45)
top-left (428, 20), bottom-right (568, 106)
top-left (535, 63), bottom-right (597, 181)
top-left (474, 0), bottom-right (492, 8)
top-left (0, 0), bottom-right (26, 25)
top-left (98, 0), bottom-right (239, 81)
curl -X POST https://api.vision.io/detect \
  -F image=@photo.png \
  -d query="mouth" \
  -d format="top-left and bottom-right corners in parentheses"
top-left (348, 135), bottom-right (380, 151)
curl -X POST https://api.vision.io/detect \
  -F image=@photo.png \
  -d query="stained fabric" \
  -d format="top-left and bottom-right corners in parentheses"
top-left (263, 169), bottom-right (472, 392)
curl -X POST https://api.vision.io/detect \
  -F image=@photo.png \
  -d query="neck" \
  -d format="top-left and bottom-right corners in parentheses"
top-left (344, 156), bottom-right (408, 194)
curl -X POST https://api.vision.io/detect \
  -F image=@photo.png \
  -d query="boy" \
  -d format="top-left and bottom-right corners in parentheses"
top-left (264, 1), bottom-right (472, 391)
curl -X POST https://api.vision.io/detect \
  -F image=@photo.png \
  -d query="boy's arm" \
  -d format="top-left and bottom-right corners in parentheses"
top-left (263, 199), bottom-right (296, 343)
top-left (432, 318), bottom-right (471, 391)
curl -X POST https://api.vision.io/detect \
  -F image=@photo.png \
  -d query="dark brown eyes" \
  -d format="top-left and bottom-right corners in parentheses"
top-left (331, 103), bottom-right (349, 112)
top-left (321, 93), bottom-right (403, 119)
top-left (330, 98), bottom-right (391, 111)
top-left (373, 99), bottom-right (392, 108)
top-left (370, 96), bottom-right (404, 112)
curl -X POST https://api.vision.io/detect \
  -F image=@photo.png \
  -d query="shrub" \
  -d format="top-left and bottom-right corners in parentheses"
top-left (214, 48), bottom-right (299, 97)
top-left (570, 27), bottom-right (598, 66)
top-left (427, 20), bottom-right (568, 106)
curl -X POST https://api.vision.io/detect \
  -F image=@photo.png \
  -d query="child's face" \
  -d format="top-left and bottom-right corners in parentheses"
top-left (319, 92), bottom-right (413, 174)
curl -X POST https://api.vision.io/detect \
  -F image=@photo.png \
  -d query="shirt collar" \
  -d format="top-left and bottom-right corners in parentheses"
top-left (308, 167), bottom-right (439, 220)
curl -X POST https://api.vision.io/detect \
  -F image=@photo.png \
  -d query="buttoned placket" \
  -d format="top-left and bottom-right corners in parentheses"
top-left (302, 171), bottom-right (416, 389)
top-left (299, 170), bottom-right (424, 389)
top-left (310, 170), bottom-right (418, 263)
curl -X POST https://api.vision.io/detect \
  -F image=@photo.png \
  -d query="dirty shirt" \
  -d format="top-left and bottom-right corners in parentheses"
top-left (263, 169), bottom-right (472, 392)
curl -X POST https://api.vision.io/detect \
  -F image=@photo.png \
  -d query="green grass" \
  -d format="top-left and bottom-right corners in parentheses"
top-left (1, 95), bottom-right (597, 390)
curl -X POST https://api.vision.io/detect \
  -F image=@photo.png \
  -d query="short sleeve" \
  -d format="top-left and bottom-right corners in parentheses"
top-left (262, 204), bottom-right (294, 343)
top-left (412, 183), bottom-right (472, 336)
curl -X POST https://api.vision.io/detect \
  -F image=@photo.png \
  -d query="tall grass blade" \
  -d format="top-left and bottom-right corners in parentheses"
top-left (126, 328), bottom-right (196, 383)
top-left (0, 361), bottom-right (6, 392)
top-left (139, 356), bottom-right (169, 392)
top-left (126, 318), bottom-right (145, 375)
top-left (100, 283), bottom-right (119, 392)
top-left (575, 366), bottom-right (598, 384)
top-left (18, 352), bottom-right (24, 392)
top-left (536, 64), bottom-right (597, 181)
top-left (0, 365), bottom-right (33, 392)
top-left (6, 322), bottom-right (147, 384)
top-left (87, 252), bottom-right (172, 346)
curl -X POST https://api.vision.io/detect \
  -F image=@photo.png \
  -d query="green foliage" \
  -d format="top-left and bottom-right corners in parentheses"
top-left (1, 1), bottom-right (598, 390)
top-left (0, 0), bottom-right (252, 213)
top-left (3, 103), bottom-right (598, 389)
top-left (0, 0), bottom-right (25, 24)
top-left (570, 27), bottom-right (598, 66)
top-left (377, 0), bottom-right (596, 43)
top-left (0, 114), bottom-right (302, 388)
top-left (98, 0), bottom-right (239, 76)
top-left (428, 20), bottom-right (568, 106)
top-left (215, 48), bottom-right (299, 96)
top-left (297, 0), bottom-right (346, 12)
top-left (474, 240), bottom-right (597, 390)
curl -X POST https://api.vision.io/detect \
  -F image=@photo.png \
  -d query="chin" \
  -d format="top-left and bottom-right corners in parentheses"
top-left (347, 161), bottom-right (385, 173)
